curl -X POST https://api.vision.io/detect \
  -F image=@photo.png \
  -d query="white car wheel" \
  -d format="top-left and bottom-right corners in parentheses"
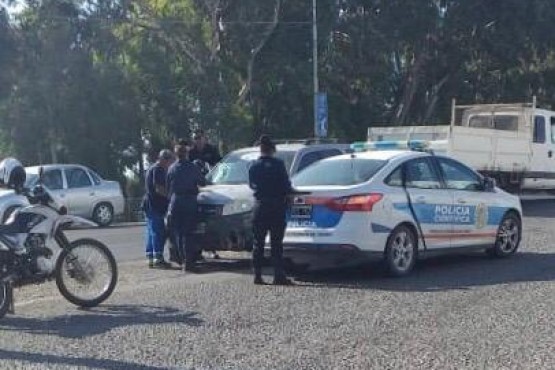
top-left (93, 203), bottom-right (114, 227)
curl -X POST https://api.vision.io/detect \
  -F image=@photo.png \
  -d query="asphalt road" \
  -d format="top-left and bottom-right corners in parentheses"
top-left (0, 199), bottom-right (555, 369)
top-left (68, 224), bottom-right (147, 263)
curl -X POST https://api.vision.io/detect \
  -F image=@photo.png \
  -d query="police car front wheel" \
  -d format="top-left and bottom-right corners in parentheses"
top-left (385, 225), bottom-right (418, 277)
top-left (488, 212), bottom-right (521, 258)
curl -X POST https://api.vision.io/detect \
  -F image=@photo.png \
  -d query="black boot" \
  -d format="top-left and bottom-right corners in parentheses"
top-left (273, 276), bottom-right (294, 286)
top-left (254, 275), bottom-right (266, 285)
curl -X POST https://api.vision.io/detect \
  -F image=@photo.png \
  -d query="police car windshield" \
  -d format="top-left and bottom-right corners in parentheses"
top-left (207, 150), bottom-right (295, 185)
top-left (292, 157), bottom-right (386, 186)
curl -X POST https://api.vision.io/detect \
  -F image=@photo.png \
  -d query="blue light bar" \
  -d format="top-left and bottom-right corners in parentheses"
top-left (350, 140), bottom-right (430, 152)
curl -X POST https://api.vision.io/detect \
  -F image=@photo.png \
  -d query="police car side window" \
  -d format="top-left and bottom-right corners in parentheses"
top-left (385, 166), bottom-right (403, 187)
top-left (405, 159), bottom-right (441, 189)
top-left (438, 158), bottom-right (482, 191)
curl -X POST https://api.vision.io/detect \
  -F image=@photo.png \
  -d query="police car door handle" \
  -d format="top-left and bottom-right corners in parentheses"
top-left (414, 196), bottom-right (426, 203)
top-left (456, 198), bottom-right (467, 204)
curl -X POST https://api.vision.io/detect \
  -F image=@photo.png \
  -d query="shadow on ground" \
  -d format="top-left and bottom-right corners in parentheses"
top-left (293, 252), bottom-right (555, 293)
top-left (0, 348), bottom-right (172, 370)
top-left (0, 304), bottom-right (203, 339)
top-left (522, 199), bottom-right (555, 218)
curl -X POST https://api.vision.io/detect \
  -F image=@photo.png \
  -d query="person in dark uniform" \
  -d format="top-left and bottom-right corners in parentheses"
top-left (189, 129), bottom-right (222, 167)
top-left (167, 140), bottom-right (206, 272)
top-left (189, 129), bottom-right (221, 261)
top-left (143, 149), bottom-right (174, 269)
top-left (248, 135), bottom-right (294, 285)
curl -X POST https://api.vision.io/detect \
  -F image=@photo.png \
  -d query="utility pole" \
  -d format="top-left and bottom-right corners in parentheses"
top-left (312, 0), bottom-right (319, 138)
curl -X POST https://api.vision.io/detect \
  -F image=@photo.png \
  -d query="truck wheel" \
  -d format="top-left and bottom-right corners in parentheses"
top-left (384, 225), bottom-right (418, 277)
top-left (487, 212), bottom-right (521, 258)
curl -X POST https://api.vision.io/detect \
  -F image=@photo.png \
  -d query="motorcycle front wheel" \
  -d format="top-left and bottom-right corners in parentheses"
top-left (55, 238), bottom-right (118, 308)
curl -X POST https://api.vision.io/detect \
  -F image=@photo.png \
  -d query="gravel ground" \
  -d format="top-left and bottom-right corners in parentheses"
top-left (0, 204), bottom-right (555, 370)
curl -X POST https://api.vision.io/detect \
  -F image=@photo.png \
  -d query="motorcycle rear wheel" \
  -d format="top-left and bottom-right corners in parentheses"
top-left (55, 238), bottom-right (118, 308)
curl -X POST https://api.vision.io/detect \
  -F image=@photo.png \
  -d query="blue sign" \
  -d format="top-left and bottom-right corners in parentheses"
top-left (316, 92), bottom-right (328, 138)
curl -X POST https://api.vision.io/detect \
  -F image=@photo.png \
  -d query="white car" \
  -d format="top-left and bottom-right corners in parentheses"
top-left (282, 141), bottom-right (523, 276)
top-left (0, 164), bottom-right (124, 226)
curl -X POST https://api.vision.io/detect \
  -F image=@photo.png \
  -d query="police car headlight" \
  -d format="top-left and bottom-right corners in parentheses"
top-left (222, 201), bottom-right (252, 216)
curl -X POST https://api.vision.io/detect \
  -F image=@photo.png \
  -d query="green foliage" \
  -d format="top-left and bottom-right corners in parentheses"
top-left (2, 0), bottom-right (555, 179)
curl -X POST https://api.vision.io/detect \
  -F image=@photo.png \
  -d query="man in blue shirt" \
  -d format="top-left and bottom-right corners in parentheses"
top-left (143, 149), bottom-right (174, 268)
top-left (167, 140), bottom-right (206, 272)
top-left (248, 135), bottom-right (294, 285)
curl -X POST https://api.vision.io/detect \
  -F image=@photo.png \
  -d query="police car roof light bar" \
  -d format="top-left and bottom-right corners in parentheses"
top-left (350, 140), bottom-right (431, 152)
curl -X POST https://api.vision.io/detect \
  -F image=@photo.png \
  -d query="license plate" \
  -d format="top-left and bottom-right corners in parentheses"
top-left (290, 205), bottom-right (312, 219)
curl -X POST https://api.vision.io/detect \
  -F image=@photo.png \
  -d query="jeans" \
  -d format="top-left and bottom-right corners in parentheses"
top-left (145, 210), bottom-right (166, 260)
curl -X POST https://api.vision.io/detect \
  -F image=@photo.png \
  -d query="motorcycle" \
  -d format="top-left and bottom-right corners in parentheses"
top-left (0, 168), bottom-right (118, 319)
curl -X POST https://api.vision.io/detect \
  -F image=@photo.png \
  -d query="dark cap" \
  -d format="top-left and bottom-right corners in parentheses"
top-left (158, 149), bottom-right (173, 161)
top-left (258, 134), bottom-right (276, 151)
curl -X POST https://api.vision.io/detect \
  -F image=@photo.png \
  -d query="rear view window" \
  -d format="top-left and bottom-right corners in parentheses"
top-left (292, 158), bottom-right (386, 186)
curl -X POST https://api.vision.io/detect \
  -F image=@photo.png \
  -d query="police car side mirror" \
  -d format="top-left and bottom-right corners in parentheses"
top-left (483, 177), bottom-right (495, 192)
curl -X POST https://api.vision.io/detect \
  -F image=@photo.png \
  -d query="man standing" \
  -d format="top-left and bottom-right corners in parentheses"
top-left (189, 128), bottom-right (222, 261)
top-left (167, 140), bottom-right (206, 272)
top-left (189, 129), bottom-right (222, 167)
top-left (248, 135), bottom-right (294, 285)
top-left (144, 149), bottom-right (174, 268)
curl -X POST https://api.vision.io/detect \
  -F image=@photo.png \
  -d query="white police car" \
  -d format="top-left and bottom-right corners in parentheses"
top-left (282, 140), bottom-right (523, 276)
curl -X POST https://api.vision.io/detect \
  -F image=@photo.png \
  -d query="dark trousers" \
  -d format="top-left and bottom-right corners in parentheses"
top-left (252, 200), bottom-right (287, 280)
top-left (169, 197), bottom-right (198, 267)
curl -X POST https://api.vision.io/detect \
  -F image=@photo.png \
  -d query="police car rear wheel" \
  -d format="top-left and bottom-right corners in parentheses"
top-left (385, 225), bottom-right (417, 277)
top-left (490, 213), bottom-right (521, 257)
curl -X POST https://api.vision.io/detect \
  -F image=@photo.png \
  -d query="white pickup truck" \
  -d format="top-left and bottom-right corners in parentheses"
top-left (367, 98), bottom-right (555, 192)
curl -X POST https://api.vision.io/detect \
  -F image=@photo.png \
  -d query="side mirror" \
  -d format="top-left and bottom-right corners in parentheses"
top-left (483, 177), bottom-right (496, 192)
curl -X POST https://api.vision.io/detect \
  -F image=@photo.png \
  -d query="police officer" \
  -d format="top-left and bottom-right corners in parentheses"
top-left (167, 140), bottom-right (206, 272)
top-left (143, 149), bottom-right (174, 269)
top-left (248, 135), bottom-right (294, 285)
top-left (189, 129), bottom-right (222, 167)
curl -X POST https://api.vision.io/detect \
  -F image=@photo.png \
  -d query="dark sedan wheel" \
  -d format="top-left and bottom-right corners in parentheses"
top-left (92, 203), bottom-right (114, 227)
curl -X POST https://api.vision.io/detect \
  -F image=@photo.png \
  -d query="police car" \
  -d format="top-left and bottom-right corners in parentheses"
top-left (282, 140), bottom-right (523, 276)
